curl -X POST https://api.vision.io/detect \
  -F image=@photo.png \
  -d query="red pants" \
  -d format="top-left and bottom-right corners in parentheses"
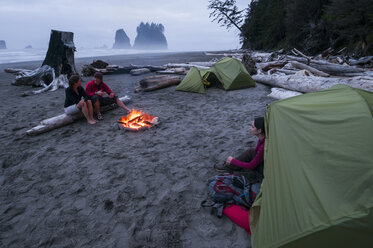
top-left (223, 204), bottom-right (251, 234)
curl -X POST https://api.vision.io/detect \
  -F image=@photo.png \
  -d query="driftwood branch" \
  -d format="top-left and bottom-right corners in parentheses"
top-left (5, 65), bottom-right (54, 87)
top-left (26, 96), bottom-right (131, 135)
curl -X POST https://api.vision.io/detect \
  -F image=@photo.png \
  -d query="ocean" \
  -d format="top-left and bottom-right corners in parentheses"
top-left (0, 48), bottom-right (185, 65)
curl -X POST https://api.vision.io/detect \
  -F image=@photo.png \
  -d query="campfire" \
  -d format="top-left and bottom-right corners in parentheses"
top-left (118, 109), bottom-right (159, 131)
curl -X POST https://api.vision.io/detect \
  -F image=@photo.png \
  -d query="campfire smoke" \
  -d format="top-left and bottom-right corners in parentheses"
top-left (118, 109), bottom-right (159, 131)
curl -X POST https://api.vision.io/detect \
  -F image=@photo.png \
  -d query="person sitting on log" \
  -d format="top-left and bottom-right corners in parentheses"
top-left (215, 117), bottom-right (266, 183)
top-left (64, 75), bottom-right (97, 125)
top-left (85, 72), bottom-right (130, 120)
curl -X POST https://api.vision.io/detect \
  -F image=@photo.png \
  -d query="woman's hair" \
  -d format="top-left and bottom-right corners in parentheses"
top-left (254, 117), bottom-right (265, 135)
top-left (68, 74), bottom-right (81, 88)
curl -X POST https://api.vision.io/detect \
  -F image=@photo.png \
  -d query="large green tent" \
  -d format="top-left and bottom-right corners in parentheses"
top-left (176, 57), bottom-right (255, 93)
top-left (251, 85), bottom-right (373, 248)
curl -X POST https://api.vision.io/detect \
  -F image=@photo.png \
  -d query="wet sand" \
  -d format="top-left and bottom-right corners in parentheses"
top-left (0, 51), bottom-right (273, 247)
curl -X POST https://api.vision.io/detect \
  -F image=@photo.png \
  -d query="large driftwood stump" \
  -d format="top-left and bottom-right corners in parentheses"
top-left (42, 30), bottom-right (77, 78)
top-left (5, 30), bottom-right (77, 96)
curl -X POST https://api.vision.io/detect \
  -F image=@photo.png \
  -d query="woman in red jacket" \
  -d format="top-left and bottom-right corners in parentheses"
top-left (215, 117), bottom-right (265, 182)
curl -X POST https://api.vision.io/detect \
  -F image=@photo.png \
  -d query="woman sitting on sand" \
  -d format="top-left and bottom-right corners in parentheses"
top-left (64, 75), bottom-right (97, 124)
top-left (215, 117), bottom-right (265, 183)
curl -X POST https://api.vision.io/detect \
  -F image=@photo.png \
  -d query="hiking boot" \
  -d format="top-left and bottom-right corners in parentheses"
top-left (214, 162), bottom-right (234, 172)
top-left (214, 162), bottom-right (243, 173)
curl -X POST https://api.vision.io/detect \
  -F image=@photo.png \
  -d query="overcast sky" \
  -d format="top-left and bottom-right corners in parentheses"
top-left (0, 0), bottom-right (249, 51)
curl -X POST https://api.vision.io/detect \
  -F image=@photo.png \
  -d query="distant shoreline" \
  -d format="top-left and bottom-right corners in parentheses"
top-left (0, 48), bottom-right (235, 65)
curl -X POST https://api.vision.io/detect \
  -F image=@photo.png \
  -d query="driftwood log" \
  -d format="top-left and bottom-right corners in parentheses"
top-left (81, 63), bottom-right (166, 76)
top-left (26, 96), bottom-right (131, 135)
top-left (267, 87), bottom-right (303, 100)
top-left (5, 65), bottom-right (54, 87)
top-left (252, 74), bottom-right (373, 93)
top-left (134, 75), bottom-right (182, 93)
top-left (285, 55), bottom-right (366, 76)
top-left (156, 68), bottom-right (188, 75)
top-left (130, 68), bottom-right (151, 76)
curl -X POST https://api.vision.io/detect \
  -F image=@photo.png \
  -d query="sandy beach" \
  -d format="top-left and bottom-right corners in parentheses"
top-left (0, 51), bottom-right (273, 247)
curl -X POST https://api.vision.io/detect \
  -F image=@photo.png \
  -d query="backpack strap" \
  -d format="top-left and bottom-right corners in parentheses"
top-left (201, 200), bottom-right (226, 218)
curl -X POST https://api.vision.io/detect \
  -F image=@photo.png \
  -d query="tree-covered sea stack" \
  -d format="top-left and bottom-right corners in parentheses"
top-left (133, 22), bottom-right (168, 50)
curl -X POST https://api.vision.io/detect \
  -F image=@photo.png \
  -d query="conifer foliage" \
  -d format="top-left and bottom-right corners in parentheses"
top-left (208, 0), bottom-right (373, 55)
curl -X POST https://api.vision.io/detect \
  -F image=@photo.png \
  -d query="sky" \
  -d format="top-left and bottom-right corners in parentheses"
top-left (0, 0), bottom-right (249, 51)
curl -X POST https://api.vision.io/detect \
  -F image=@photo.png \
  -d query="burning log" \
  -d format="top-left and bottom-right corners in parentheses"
top-left (134, 75), bottom-right (182, 92)
top-left (26, 96), bottom-right (131, 135)
top-left (117, 109), bottom-right (159, 131)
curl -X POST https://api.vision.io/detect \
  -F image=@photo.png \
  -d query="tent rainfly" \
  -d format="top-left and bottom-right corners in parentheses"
top-left (250, 85), bottom-right (373, 248)
top-left (176, 57), bottom-right (255, 93)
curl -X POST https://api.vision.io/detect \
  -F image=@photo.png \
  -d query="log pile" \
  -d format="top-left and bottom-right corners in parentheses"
top-left (81, 60), bottom-right (218, 77)
top-left (206, 48), bottom-right (373, 99)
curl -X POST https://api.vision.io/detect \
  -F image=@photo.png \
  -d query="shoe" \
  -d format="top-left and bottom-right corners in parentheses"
top-left (214, 162), bottom-right (233, 172)
top-left (97, 113), bottom-right (104, 120)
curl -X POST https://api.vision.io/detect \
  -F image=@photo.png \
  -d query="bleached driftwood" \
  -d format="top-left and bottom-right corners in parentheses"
top-left (290, 61), bottom-right (330, 77)
top-left (134, 75), bottom-right (182, 93)
top-left (285, 55), bottom-right (366, 76)
top-left (5, 65), bottom-right (69, 96)
top-left (26, 96), bottom-right (131, 135)
top-left (22, 74), bottom-right (68, 97)
top-left (81, 63), bottom-right (166, 76)
top-left (256, 61), bottom-right (288, 72)
top-left (130, 68), bottom-right (151, 76)
top-left (268, 68), bottom-right (297, 75)
top-left (267, 87), bottom-right (303, 100)
top-left (252, 74), bottom-right (373, 93)
top-left (5, 65), bottom-right (54, 87)
top-left (348, 56), bottom-right (373, 67)
top-left (164, 63), bottom-right (210, 69)
top-left (156, 68), bottom-right (188, 75)
top-left (5, 30), bottom-right (77, 96)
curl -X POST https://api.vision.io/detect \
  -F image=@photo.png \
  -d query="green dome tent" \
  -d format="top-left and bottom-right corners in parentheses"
top-left (176, 57), bottom-right (255, 93)
top-left (251, 85), bottom-right (373, 248)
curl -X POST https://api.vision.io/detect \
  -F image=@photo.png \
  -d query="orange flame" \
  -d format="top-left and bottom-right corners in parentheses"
top-left (119, 109), bottom-right (156, 130)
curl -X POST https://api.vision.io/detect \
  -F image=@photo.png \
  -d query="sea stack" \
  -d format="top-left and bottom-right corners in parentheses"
top-left (133, 22), bottom-right (168, 50)
top-left (0, 40), bottom-right (6, 49)
top-left (112, 29), bottom-right (131, 49)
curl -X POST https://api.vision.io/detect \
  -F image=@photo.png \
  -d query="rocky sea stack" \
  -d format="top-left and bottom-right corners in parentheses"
top-left (112, 29), bottom-right (131, 49)
top-left (0, 40), bottom-right (6, 49)
top-left (133, 22), bottom-right (167, 50)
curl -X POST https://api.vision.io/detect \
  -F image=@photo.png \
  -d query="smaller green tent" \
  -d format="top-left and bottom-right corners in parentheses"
top-left (176, 57), bottom-right (255, 93)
